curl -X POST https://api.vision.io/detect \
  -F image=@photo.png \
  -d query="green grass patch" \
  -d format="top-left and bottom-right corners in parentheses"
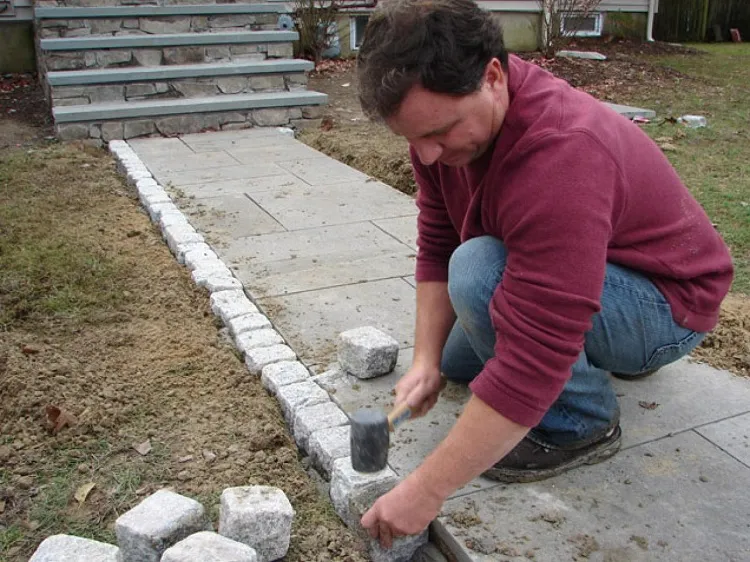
top-left (0, 145), bottom-right (129, 329)
top-left (626, 44), bottom-right (750, 292)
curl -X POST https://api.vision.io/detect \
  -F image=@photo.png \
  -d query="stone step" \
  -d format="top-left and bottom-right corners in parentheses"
top-left (54, 89), bottom-right (326, 123)
top-left (41, 31), bottom-right (297, 71)
top-left (36, 4), bottom-right (291, 39)
top-left (53, 93), bottom-right (322, 140)
top-left (40, 30), bottom-right (297, 51)
top-left (49, 60), bottom-right (312, 106)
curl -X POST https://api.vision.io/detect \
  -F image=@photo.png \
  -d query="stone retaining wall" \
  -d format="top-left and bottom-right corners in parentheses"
top-left (38, 13), bottom-right (281, 38)
top-left (51, 73), bottom-right (308, 106)
top-left (43, 42), bottom-right (294, 71)
top-left (56, 104), bottom-right (324, 141)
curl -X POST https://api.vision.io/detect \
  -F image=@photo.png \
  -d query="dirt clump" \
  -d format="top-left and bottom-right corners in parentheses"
top-left (692, 293), bottom-right (750, 377)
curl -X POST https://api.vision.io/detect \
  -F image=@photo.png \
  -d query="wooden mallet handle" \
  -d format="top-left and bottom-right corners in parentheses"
top-left (387, 401), bottom-right (412, 432)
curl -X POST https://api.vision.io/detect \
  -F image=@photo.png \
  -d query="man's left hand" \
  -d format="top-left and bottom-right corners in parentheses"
top-left (360, 473), bottom-right (445, 549)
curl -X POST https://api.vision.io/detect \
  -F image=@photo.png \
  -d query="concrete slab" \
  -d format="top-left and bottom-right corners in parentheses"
top-left (219, 222), bottom-right (416, 296)
top-left (611, 359), bottom-right (750, 449)
top-left (249, 180), bottom-right (417, 230)
top-left (316, 348), bottom-right (498, 498)
top-left (373, 215), bottom-right (418, 250)
top-left (696, 412), bottom-right (750, 468)
top-left (157, 162), bottom-right (287, 187)
top-left (128, 137), bottom-right (192, 158)
top-left (166, 174), bottom-right (312, 200)
top-left (135, 150), bottom-right (240, 174)
top-left (228, 143), bottom-right (327, 163)
top-left (435, 431), bottom-right (750, 562)
top-left (180, 128), bottom-right (297, 153)
top-left (277, 157), bottom-right (370, 186)
top-left (180, 194), bottom-right (286, 238)
top-left (256, 278), bottom-right (416, 366)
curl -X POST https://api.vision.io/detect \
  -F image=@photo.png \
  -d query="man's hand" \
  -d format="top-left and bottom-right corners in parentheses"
top-left (360, 473), bottom-right (444, 548)
top-left (394, 363), bottom-right (446, 418)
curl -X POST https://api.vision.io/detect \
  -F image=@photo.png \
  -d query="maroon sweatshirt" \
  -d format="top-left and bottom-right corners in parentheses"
top-left (412, 54), bottom-right (734, 427)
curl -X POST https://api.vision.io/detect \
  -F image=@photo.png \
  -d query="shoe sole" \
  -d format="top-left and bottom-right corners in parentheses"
top-left (482, 430), bottom-right (622, 484)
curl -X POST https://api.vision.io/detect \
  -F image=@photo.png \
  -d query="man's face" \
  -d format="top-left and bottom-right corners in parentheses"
top-left (385, 58), bottom-right (509, 168)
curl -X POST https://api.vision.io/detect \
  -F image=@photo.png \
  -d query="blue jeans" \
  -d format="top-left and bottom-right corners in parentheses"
top-left (441, 236), bottom-right (706, 448)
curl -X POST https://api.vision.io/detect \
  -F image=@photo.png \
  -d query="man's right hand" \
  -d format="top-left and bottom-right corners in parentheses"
top-left (395, 364), bottom-right (446, 418)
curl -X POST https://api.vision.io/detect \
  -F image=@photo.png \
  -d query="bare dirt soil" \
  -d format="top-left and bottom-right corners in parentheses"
top-left (0, 86), bottom-right (367, 561)
top-left (299, 39), bottom-right (750, 378)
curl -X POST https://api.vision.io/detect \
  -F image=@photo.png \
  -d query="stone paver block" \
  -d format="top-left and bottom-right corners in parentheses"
top-left (204, 275), bottom-right (244, 293)
top-left (164, 225), bottom-right (204, 258)
top-left (29, 534), bottom-right (119, 561)
top-left (219, 486), bottom-right (294, 562)
top-left (329, 456), bottom-right (398, 528)
top-left (244, 344), bottom-right (296, 376)
top-left (191, 261), bottom-right (232, 282)
top-left (126, 169), bottom-right (153, 187)
top-left (210, 290), bottom-right (259, 323)
top-left (143, 191), bottom-right (173, 209)
top-left (261, 360), bottom-right (309, 394)
top-left (183, 244), bottom-right (220, 271)
top-left (159, 212), bottom-right (192, 231)
top-left (235, 328), bottom-right (284, 354)
top-left (115, 489), bottom-right (208, 562)
top-left (293, 401), bottom-right (349, 452)
top-left (275, 379), bottom-right (330, 427)
top-left (603, 102), bottom-right (657, 120)
top-left (338, 326), bottom-right (399, 379)
top-left (437, 431), bottom-right (750, 561)
top-left (308, 424), bottom-right (351, 480)
top-left (557, 49), bottom-right (607, 60)
top-left (161, 531), bottom-right (257, 562)
top-left (143, 151), bottom-right (239, 175)
top-left (369, 533), bottom-right (430, 562)
top-left (228, 312), bottom-right (272, 337)
top-left (696, 412), bottom-right (750, 467)
top-left (146, 201), bottom-right (180, 223)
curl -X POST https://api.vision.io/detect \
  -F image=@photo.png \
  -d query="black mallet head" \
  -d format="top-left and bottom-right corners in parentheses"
top-left (350, 403), bottom-right (412, 473)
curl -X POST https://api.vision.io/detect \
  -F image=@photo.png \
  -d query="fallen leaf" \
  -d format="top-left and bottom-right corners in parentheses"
top-left (74, 482), bottom-right (96, 504)
top-left (133, 439), bottom-right (152, 456)
top-left (45, 405), bottom-right (77, 434)
top-left (655, 136), bottom-right (673, 143)
top-left (21, 344), bottom-right (40, 355)
top-left (658, 142), bottom-right (678, 152)
top-left (638, 401), bottom-right (659, 410)
top-left (178, 455), bottom-right (194, 463)
top-left (0, 500), bottom-right (5, 513)
top-left (341, 82), bottom-right (350, 87)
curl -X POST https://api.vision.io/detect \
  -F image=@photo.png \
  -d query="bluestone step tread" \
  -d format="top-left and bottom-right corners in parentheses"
top-left (48, 60), bottom-right (314, 86)
top-left (35, 3), bottom-right (288, 18)
top-left (52, 90), bottom-right (328, 122)
top-left (41, 31), bottom-right (298, 51)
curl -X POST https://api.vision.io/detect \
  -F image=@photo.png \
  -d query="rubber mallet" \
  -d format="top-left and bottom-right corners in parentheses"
top-left (350, 402), bottom-right (413, 473)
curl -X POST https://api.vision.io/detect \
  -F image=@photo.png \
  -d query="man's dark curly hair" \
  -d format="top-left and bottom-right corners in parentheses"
top-left (357, 0), bottom-right (509, 121)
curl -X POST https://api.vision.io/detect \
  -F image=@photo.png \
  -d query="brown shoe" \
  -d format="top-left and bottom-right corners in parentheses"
top-left (483, 426), bottom-right (622, 483)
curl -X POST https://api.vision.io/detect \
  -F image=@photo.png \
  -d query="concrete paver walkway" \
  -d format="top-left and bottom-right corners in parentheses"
top-left (129, 128), bottom-right (750, 562)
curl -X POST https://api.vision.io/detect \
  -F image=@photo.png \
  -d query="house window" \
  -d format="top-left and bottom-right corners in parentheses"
top-left (350, 15), bottom-right (370, 51)
top-left (560, 12), bottom-right (603, 37)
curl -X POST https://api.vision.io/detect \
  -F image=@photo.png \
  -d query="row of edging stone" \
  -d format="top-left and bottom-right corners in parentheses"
top-left (28, 133), bottom-right (428, 562)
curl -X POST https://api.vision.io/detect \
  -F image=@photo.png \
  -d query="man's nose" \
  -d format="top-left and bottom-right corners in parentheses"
top-left (411, 140), bottom-right (443, 166)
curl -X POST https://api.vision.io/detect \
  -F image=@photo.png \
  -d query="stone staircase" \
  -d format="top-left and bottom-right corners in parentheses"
top-left (33, 1), bottom-right (328, 142)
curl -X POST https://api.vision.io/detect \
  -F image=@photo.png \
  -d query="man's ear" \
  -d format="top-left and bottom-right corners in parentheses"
top-left (484, 58), bottom-right (506, 94)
